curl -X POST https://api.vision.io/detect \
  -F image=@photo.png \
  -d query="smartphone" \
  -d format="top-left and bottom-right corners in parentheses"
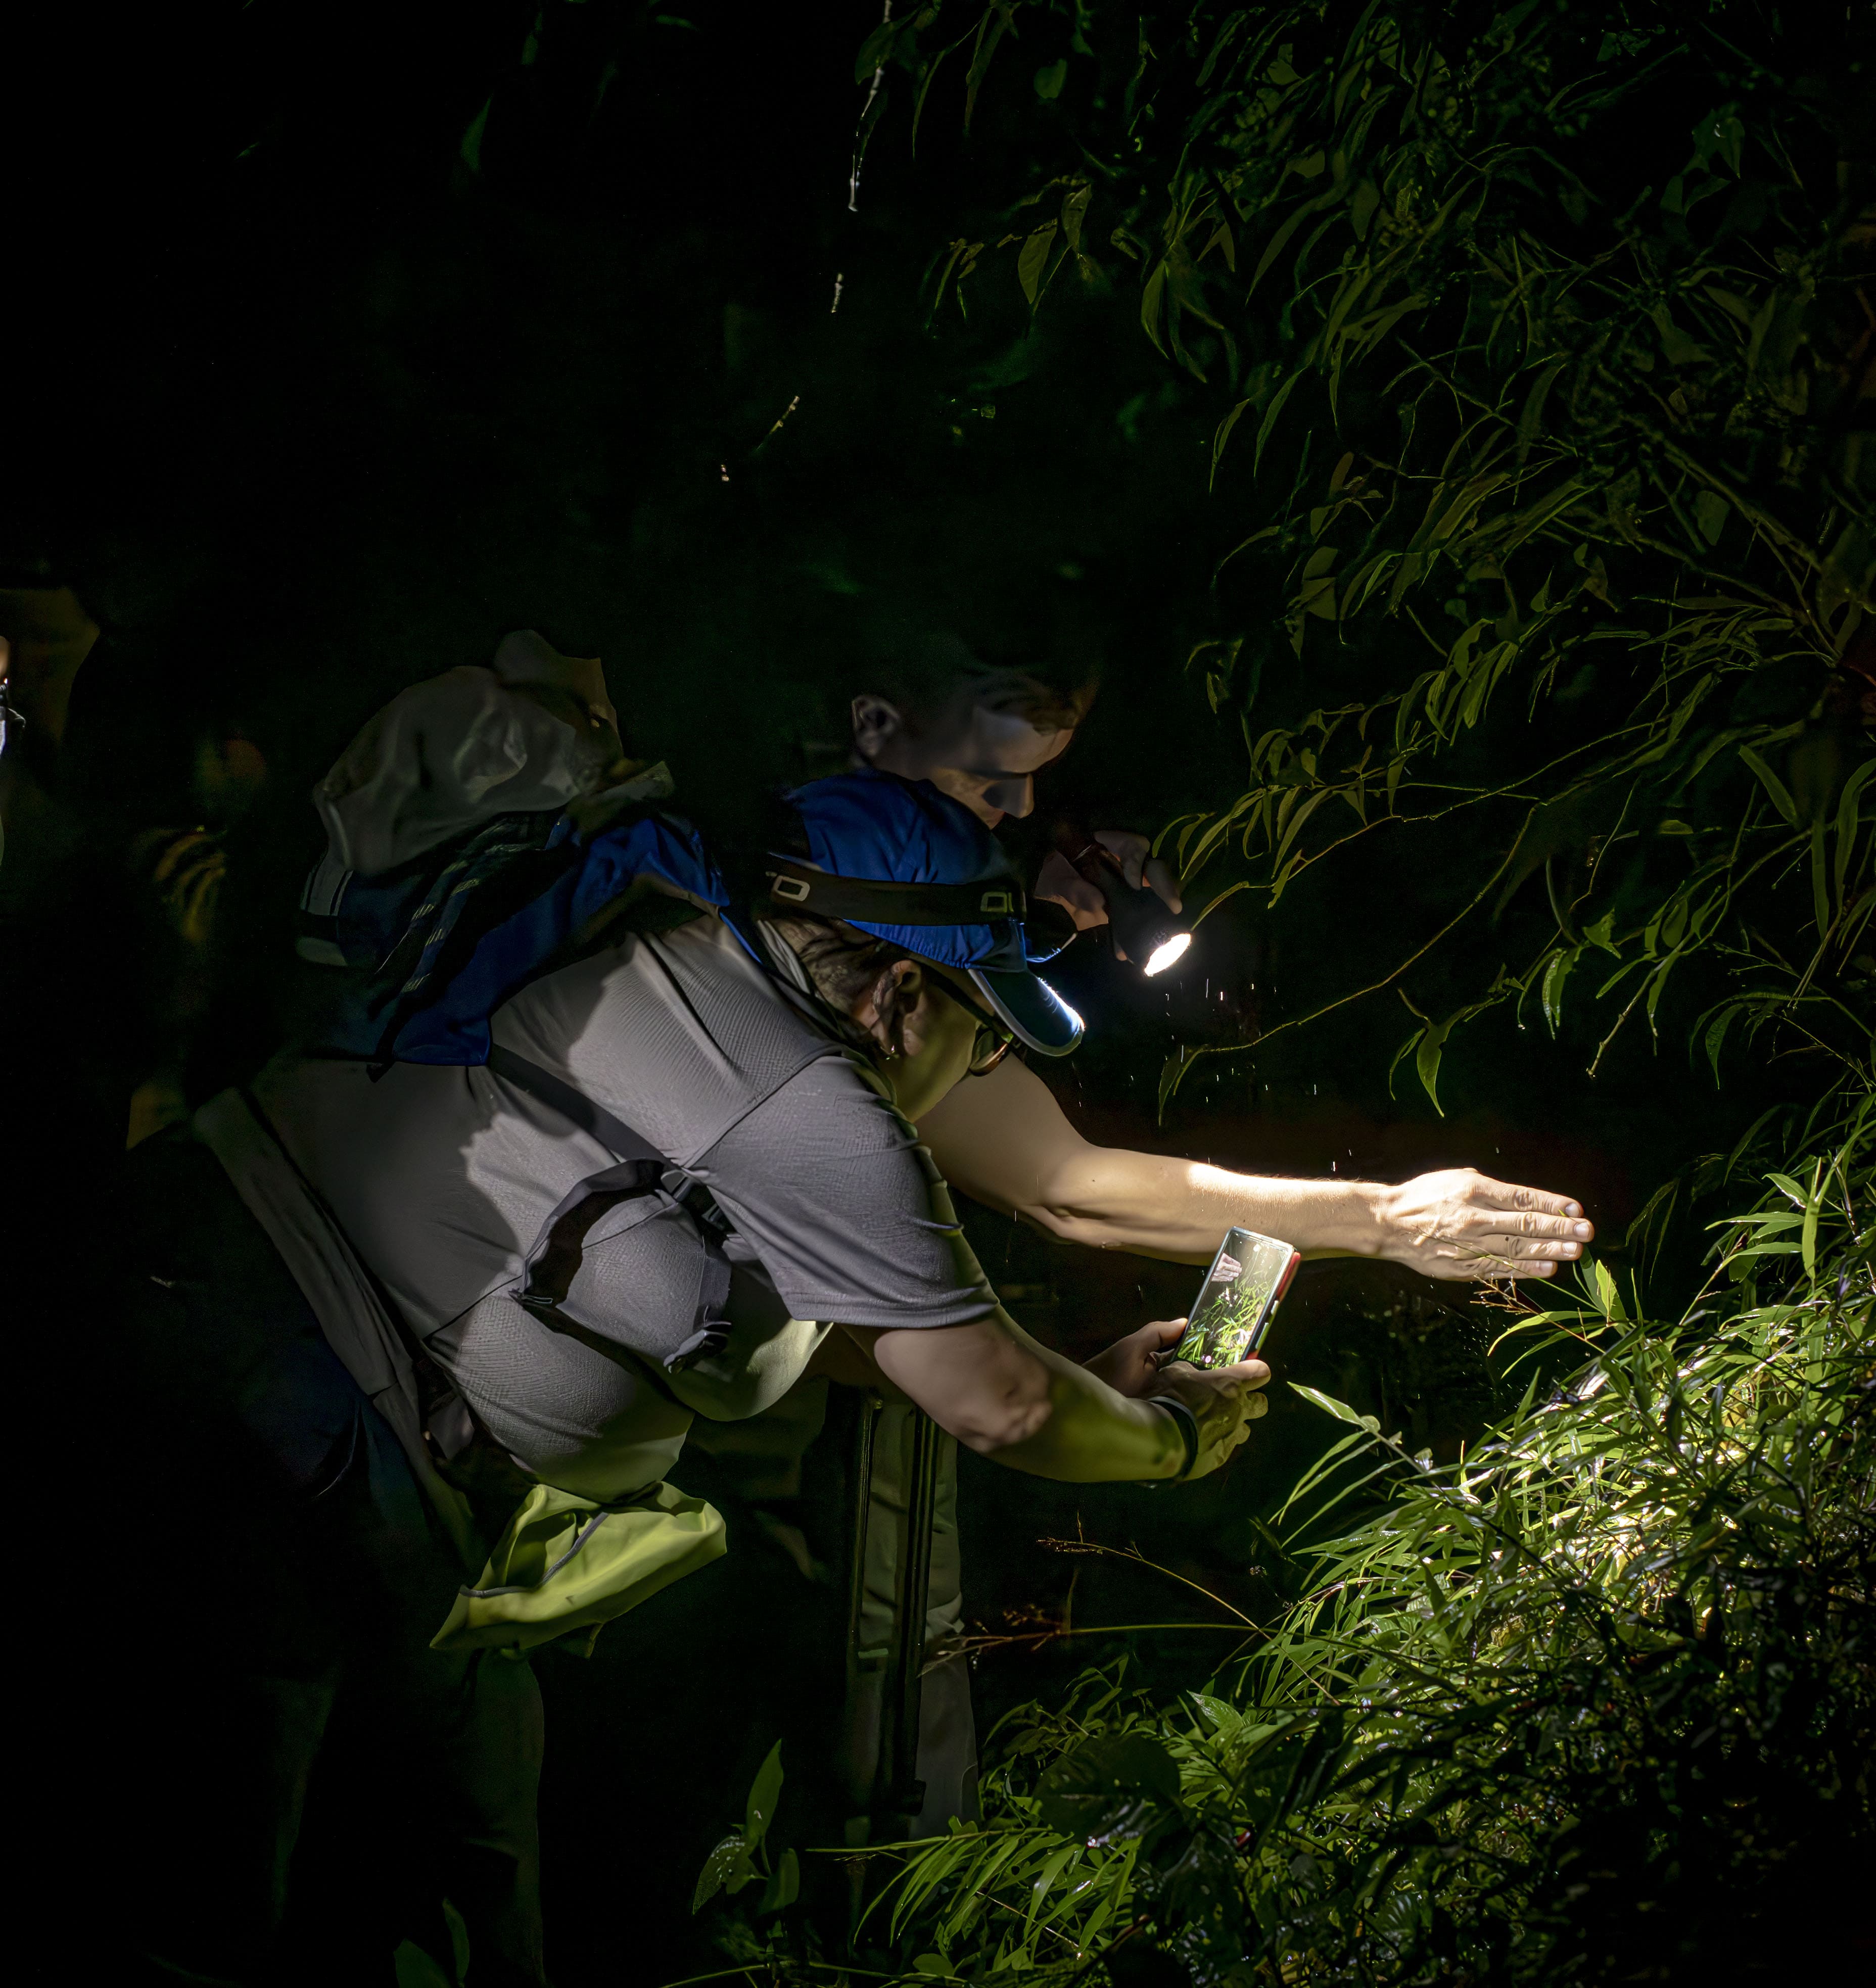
top-left (1172, 1227), bottom-right (1302, 1368)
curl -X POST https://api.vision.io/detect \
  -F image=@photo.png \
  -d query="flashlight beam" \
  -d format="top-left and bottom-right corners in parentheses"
top-left (1144, 933), bottom-right (1193, 978)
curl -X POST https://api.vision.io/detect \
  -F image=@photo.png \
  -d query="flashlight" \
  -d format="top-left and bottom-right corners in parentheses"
top-left (1055, 829), bottom-right (1193, 977)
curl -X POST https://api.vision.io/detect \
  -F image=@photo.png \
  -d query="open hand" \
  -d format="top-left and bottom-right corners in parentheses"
top-left (1374, 1169), bottom-right (1593, 1281)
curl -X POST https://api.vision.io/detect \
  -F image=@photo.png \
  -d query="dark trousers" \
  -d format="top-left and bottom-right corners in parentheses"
top-left (112, 1130), bottom-right (547, 1985)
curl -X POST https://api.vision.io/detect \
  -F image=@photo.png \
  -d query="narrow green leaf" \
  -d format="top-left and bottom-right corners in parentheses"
top-left (1140, 261), bottom-right (1169, 353)
top-left (1704, 1001), bottom-right (1743, 1082)
top-left (744, 1739), bottom-right (784, 1845)
top-left (1253, 368), bottom-right (1304, 470)
top-left (1210, 399), bottom-right (1251, 490)
top-left (1415, 1012), bottom-right (1454, 1115)
top-left (460, 97), bottom-right (492, 174)
top-left (1290, 1383), bottom-right (1381, 1435)
top-left (1739, 745), bottom-right (1798, 825)
top-left (1832, 757), bottom-right (1874, 915)
top-left (963, 6), bottom-right (1013, 129)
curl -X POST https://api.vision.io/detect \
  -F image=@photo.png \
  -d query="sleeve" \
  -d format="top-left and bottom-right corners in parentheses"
top-left (684, 1051), bottom-right (1001, 1331)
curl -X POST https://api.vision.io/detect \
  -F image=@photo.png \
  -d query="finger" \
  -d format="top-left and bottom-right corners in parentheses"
top-left (1460, 1228), bottom-right (1585, 1258)
top-left (1143, 857), bottom-right (1184, 915)
top-left (1147, 1318), bottom-right (1188, 1346)
top-left (1463, 1209), bottom-right (1595, 1247)
top-left (1037, 884), bottom-right (1112, 927)
top-left (1209, 1358), bottom-right (1271, 1390)
top-left (1093, 829), bottom-right (1151, 889)
top-left (1474, 1236), bottom-right (1588, 1266)
top-left (151, 833), bottom-right (215, 885)
top-left (1465, 1175), bottom-right (1586, 1221)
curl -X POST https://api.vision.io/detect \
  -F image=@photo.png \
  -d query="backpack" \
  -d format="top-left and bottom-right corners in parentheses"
top-left (294, 636), bottom-right (735, 1065)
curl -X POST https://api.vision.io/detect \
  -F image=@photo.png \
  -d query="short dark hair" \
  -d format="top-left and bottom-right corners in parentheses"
top-left (858, 605), bottom-right (1100, 735)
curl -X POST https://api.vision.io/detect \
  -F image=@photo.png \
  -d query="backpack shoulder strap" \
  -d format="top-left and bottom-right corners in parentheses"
top-left (486, 1045), bottom-right (668, 1167)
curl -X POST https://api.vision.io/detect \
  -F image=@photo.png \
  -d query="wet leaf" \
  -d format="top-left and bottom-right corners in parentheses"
top-left (692, 1831), bottom-right (755, 1912)
top-left (744, 1739), bottom-right (784, 1846)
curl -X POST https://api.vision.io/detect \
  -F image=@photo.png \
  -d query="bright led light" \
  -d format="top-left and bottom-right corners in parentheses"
top-left (1143, 932), bottom-right (1193, 978)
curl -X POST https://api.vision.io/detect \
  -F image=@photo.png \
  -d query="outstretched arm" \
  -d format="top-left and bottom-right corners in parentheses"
top-left (916, 1056), bottom-right (1591, 1281)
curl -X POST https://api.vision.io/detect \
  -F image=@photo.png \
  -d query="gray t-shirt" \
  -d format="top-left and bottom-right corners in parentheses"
top-left (256, 914), bottom-right (999, 1357)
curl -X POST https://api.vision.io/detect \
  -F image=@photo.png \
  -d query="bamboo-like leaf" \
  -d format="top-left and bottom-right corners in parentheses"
top-left (1254, 367), bottom-right (1306, 469)
top-left (1140, 260), bottom-right (1169, 352)
top-left (1290, 1383), bottom-right (1382, 1434)
top-left (963, 4), bottom-right (1013, 129)
top-left (1191, 879), bottom-right (1252, 928)
top-left (744, 1739), bottom-right (784, 1845)
top-left (1739, 745), bottom-right (1798, 826)
top-left (1210, 397), bottom-right (1252, 490)
top-left (1833, 757), bottom-right (1874, 915)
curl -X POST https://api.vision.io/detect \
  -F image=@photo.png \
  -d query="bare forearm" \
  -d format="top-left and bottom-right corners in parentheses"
top-left (858, 1312), bottom-right (1186, 1482)
top-left (918, 1056), bottom-right (1591, 1281)
top-left (986, 1348), bottom-right (1187, 1481)
top-left (997, 1145), bottom-right (1383, 1264)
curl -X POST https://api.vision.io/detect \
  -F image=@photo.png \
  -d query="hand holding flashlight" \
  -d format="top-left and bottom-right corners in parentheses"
top-left (1043, 824), bottom-right (1193, 977)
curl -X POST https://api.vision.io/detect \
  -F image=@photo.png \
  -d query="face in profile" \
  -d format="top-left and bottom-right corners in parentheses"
top-left (852, 691), bottom-right (1075, 827)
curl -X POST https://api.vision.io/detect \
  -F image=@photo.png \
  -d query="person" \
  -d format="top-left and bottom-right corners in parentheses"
top-left (115, 1125), bottom-right (548, 1987)
top-left (0, 576), bottom-right (102, 869)
top-left (846, 613), bottom-right (1183, 951)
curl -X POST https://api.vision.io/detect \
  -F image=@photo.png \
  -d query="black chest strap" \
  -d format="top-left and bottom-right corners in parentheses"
top-left (487, 1045), bottom-right (734, 1367)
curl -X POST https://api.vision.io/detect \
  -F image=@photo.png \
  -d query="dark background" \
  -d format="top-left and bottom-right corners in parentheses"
top-left (6, 6), bottom-right (1791, 1981)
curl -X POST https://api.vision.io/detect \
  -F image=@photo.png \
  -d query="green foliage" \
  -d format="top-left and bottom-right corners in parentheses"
top-left (873, 0), bottom-right (1873, 1115)
top-left (692, 1739), bottom-right (802, 1916)
top-left (817, 1095), bottom-right (1875, 1983)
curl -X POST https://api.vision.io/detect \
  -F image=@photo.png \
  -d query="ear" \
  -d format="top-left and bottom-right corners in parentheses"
top-left (864, 958), bottom-right (924, 1057)
top-left (851, 693), bottom-right (905, 761)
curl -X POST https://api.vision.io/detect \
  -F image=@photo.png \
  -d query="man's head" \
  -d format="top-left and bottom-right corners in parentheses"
top-left (849, 623), bottom-right (1097, 829)
top-left (764, 768), bottom-right (1085, 1063)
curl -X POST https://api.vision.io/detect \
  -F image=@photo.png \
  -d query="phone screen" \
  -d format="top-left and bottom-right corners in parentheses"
top-left (1174, 1227), bottom-right (1302, 1368)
